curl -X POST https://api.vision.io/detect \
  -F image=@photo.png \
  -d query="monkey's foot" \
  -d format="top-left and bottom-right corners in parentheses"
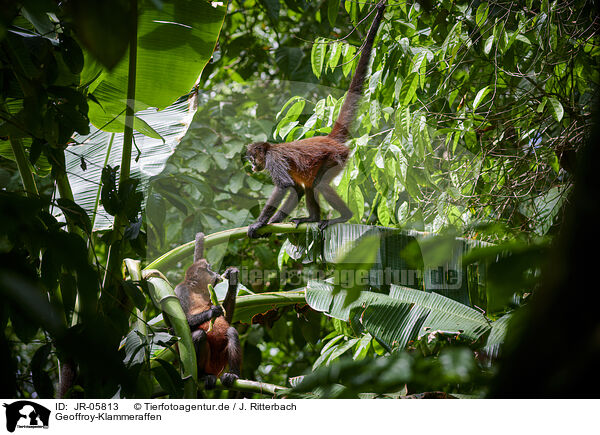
top-left (220, 372), bottom-right (239, 388)
top-left (318, 220), bottom-right (338, 231)
top-left (201, 374), bottom-right (217, 390)
top-left (319, 216), bottom-right (351, 231)
top-left (290, 216), bottom-right (319, 227)
top-left (247, 222), bottom-right (270, 238)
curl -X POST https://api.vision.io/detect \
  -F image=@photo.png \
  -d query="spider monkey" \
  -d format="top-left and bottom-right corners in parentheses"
top-left (246, 1), bottom-right (387, 238)
top-left (174, 232), bottom-right (241, 389)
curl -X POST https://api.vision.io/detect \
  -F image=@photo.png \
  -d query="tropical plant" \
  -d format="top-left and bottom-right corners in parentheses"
top-left (0, 0), bottom-right (227, 398)
top-left (1, 0), bottom-right (598, 400)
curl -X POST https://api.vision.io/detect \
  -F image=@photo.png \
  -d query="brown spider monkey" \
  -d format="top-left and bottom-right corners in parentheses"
top-left (246, 1), bottom-right (387, 238)
top-left (174, 233), bottom-right (241, 388)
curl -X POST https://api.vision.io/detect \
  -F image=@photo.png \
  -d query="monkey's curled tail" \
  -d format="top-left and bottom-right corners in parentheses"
top-left (328, 0), bottom-right (386, 143)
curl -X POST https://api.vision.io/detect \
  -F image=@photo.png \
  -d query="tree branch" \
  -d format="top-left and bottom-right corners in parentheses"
top-left (145, 223), bottom-right (313, 272)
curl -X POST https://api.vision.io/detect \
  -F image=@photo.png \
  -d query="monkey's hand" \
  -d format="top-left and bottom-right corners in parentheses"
top-left (202, 374), bottom-right (218, 390)
top-left (210, 305), bottom-right (224, 319)
top-left (318, 219), bottom-right (331, 231)
top-left (247, 222), bottom-right (269, 238)
top-left (221, 372), bottom-right (239, 388)
top-left (222, 267), bottom-right (239, 285)
top-left (187, 306), bottom-right (224, 329)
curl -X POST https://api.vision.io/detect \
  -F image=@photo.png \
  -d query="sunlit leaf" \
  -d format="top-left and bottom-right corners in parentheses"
top-left (398, 72), bottom-right (419, 106)
top-left (473, 86), bottom-right (491, 110)
top-left (87, 1), bottom-right (226, 133)
top-left (548, 97), bottom-right (564, 122)
top-left (306, 280), bottom-right (493, 350)
top-left (311, 38), bottom-right (326, 79)
top-left (475, 2), bottom-right (489, 28)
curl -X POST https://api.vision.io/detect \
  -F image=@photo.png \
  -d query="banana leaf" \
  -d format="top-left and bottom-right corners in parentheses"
top-left (86, 1), bottom-right (226, 131)
top-left (56, 95), bottom-right (197, 230)
top-left (288, 223), bottom-right (492, 306)
top-left (306, 280), bottom-right (492, 350)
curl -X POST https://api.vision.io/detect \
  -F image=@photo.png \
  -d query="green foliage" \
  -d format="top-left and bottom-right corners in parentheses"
top-left (158, 0), bottom-right (599, 252)
top-left (2, 0), bottom-right (597, 400)
top-left (0, 5), bottom-right (89, 174)
top-left (293, 346), bottom-right (488, 398)
top-left (301, 0), bottom-right (597, 236)
top-left (305, 279), bottom-right (509, 352)
top-left (0, 192), bottom-right (136, 397)
top-left (0, 0), bottom-right (225, 399)
top-left (138, 0), bottom-right (597, 398)
top-left (86, 1), bottom-right (226, 132)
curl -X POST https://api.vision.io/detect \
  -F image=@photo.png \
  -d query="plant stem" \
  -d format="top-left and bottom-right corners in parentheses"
top-left (103, 0), bottom-right (138, 287)
top-left (124, 259), bottom-right (147, 336)
top-left (91, 133), bottom-right (115, 230)
top-left (120, 0), bottom-right (137, 188)
top-left (146, 275), bottom-right (198, 397)
top-left (152, 378), bottom-right (287, 397)
top-left (211, 378), bottom-right (287, 396)
top-left (9, 137), bottom-right (38, 197)
top-left (55, 150), bottom-right (85, 237)
top-left (145, 223), bottom-right (312, 272)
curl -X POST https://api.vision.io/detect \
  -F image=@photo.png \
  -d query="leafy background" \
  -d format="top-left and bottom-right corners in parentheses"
top-left (1, 0), bottom-right (599, 399)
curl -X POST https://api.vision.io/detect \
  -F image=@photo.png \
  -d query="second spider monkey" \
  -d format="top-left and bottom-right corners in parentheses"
top-left (246, 1), bottom-right (387, 238)
top-left (174, 233), bottom-right (241, 388)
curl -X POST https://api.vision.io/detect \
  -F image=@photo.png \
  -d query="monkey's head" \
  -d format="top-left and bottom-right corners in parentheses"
top-left (246, 141), bottom-right (271, 172)
top-left (185, 259), bottom-right (221, 291)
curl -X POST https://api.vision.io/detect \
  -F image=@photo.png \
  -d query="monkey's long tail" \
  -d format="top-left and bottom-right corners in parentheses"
top-left (328, 0), bottom-right (387, 143)
top-left (193, 232), bottom-right (205, 262)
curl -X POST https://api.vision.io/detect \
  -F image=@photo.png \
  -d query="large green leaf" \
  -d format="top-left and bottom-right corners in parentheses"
top-left (57, 95), bottom-right (197, 230)
top-left (233, 290), bottom-right (306, 324)
top-left (306, 279), bottom-right (390, 321)
top-left (327, 0), bottom-right (340, 26)
top-left (547, 97), bottom-right (564, 122)
top-left (145, 275), bottom-right (196, 397)
top-left (87, 0), bottom-right (226, 132)
top-left (483, 312), bottom-right (511, 358)
top-left (519, 185), bottom-right (570, 235)
top-left (398, 72), bottom-right (419, 106)
top-left (331, 233), bottom-right (380, 306)
top-left (287, 224), bottom-right (491, 306)
top-left (306, 280), bottom-right (492, 350)
top-left (311, 38), bottom-right (327, 79)
top-left (387, 284), bottom-right (491, 341)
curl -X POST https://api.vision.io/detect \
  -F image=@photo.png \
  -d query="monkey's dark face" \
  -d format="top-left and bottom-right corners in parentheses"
top-left (185, 259), bottom-right (221, 289)
top-left (246, 142), bottom-right (270, 172)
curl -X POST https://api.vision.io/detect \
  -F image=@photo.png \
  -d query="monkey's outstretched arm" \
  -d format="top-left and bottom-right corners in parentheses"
top-left (248, 186), bottom-right (289, 238)
top-left (221, 267), bottom-right (239, 324)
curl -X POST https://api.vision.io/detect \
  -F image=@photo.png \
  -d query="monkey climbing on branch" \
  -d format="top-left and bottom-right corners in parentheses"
top-left (174, 232), bottom-right (241, 388)
top-left (245, 1), bottom-right (387, 238)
